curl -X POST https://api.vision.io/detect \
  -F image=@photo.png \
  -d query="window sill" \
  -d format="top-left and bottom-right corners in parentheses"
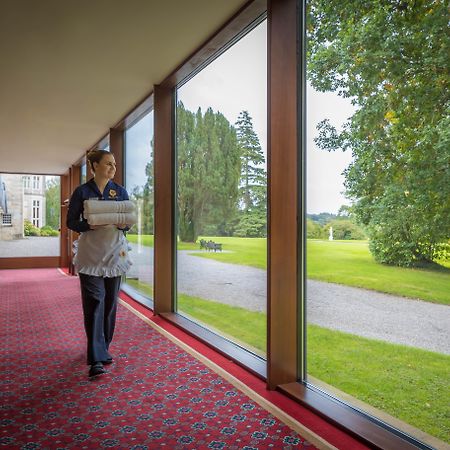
top-left (159, 312), bottom-right (266, 379)
top-left (278, 382), bottom-right (435, 450)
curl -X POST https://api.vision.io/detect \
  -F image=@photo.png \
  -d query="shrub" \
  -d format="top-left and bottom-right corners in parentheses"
top-left (40, 225), bottom-right (59, 236)
top-left (328, 219), bottom-right (367, 240)
top-left (234, 211), bottom-right (267, 238)
top-left (23, 219), bottom-right (40, 236)
top-left (307, 218), bottom-right (325, 239)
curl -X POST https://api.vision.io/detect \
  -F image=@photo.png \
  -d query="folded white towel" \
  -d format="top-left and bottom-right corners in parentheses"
top-left (84, 199), bottom-right (135, 214)
top-left (86, 212), bottom-right (137, 226)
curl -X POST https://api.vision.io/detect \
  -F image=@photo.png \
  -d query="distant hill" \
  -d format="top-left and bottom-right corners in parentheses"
top-left (307, 212), bottom-right (337, 225)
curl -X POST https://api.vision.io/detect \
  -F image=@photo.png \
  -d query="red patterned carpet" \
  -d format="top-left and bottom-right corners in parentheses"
top-left (0, 269), bottom-right (324, 449)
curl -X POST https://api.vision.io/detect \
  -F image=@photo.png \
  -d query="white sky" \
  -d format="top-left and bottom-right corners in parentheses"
top-left (306, 87), bottom-right (355, 214)
top-left (126, 19), bottom-right (355, 214)
top-left (124, 111), bottom-right (154, 194)
top-left (178, 21), bottom-right (268, 161)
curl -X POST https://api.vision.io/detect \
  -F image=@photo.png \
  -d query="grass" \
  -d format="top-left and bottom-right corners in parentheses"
top-left (126, 235), bottom-right (450, 304)
top-left (308, 324), bottom-right (450, 443)
top-left (127, 234), bottom-right (154, 247)
top-left (307, 240), bottom-right (450, 305)
top-left (123, 278), bottom-right (450, 443)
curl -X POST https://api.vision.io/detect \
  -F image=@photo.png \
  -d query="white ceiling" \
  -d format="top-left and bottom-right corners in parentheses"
top-left (0, 0), bottom-right (248, 175)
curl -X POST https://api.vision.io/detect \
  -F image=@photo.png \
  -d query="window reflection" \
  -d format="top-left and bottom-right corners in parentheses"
top-left (124, 112), bottom-right (154, 299)
top-left (80, 163), bottom-right (87, 185)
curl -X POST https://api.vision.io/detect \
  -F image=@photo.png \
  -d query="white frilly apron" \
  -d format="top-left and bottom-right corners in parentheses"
top-left (73, 225), bottom-right (132, 277)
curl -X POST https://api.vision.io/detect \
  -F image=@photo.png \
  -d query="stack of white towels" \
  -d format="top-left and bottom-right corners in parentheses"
top-left (84, 199), bottom-right (137, 226)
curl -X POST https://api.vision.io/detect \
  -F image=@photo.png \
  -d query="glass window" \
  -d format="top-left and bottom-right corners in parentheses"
top-left (98, 136), bottom-right (110, 152)
top-left (124, 111), bottom-right (154, 300)
top-left (80, 163), bottom-right (87, 184)
top-left (32, 200), bottom-right (40, 227)
top-left (32, 176), bottom-right (40, 190)
top-left (175, 21), bottom-right (267, 358)
top-left (305, 0), bottom-right (449, 446)
top-left (0, 174), bottom-right (60, 257)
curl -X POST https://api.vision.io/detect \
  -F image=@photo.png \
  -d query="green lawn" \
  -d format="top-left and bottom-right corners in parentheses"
top-left (126, 235), bottom-right (450, 304)
top-left (308, 324), bottom-right (450, 443)
top-left (123, 278), bottom-right (450, 443)
top-left (307, 240), bottom-right (450, 305)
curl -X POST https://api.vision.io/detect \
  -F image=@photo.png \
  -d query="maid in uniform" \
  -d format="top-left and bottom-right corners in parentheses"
top-left (67, 149), bottom-right (132, 377)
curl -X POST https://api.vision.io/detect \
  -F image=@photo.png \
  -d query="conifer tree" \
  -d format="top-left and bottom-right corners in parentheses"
top-left (177, 103), bottom-right (240, 242)
top-left (236, 111), bottom-right (266, 212)
top-left (235, 110), bottom-right (267, 237)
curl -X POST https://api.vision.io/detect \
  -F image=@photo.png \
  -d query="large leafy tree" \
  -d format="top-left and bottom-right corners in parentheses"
top-left (308, 0), bottom-right (450, 266)
top-left (235, 111), bottom-right (267, 237)
top-left (177, 103), bottom-right (240, 242)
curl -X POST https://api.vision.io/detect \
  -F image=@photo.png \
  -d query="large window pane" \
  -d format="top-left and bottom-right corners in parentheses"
top-left (176, 21), bottom-right (268, 357)
top-left (0, 174), bottom-right (60, 257)
top-left (305, 1), bottom-right (449, 445)
top-left (124, 111), bottom-right (154, 299)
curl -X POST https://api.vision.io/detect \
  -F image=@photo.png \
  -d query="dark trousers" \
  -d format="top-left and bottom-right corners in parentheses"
top-left (79, 273), bottom-right (121, 365)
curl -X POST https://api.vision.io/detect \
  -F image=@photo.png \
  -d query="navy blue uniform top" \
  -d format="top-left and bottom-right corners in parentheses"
top-left (67, 179), bottom-right (130, 233)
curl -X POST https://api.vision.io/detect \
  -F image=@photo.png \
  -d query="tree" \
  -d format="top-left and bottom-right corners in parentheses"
top-left (141, 149), bottom-right (154, 235)
top-left (177, 103), bottom-right (240, 242)
top-left (328, 219), bottom-right (367, 240)
top-left (45, 177), bottom-right (60, 230)
top-left (307, 218), bottom-right (325, 239)
top-left (236, 111), bottom-right (266, 211)
top-left (201, 112), bottom-right (241, 236)
top-left (337, 204), bottom-right (352, 218)
top-left (235, 111), bottom-right (267, 237)
top-left (308, 0), bottom-right (450, 266)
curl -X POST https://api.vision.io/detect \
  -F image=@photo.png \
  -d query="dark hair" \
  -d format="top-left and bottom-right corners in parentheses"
top-left (87, 149), bottom-right (110, 173)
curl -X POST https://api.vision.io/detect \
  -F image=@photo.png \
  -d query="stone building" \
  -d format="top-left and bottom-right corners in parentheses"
top-left (0, 174), bottom-right (46, 241)
top-left (22, 175), bottom-right (47, 228)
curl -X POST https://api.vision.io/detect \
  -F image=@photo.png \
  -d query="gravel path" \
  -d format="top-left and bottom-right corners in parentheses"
top-left (306, 280), bottom-right (450, 355)
top-left (127, 245), bottom-right (450, 355)
top-left (0, 236), bottom-right (60, 256)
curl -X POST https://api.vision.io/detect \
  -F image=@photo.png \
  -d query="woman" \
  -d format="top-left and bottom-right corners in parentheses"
top-left (67, 149), bottom-right (132, 377)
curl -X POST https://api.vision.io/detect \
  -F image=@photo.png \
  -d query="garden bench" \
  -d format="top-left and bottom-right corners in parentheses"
top-left (207, 242), bottom-right (222, 252)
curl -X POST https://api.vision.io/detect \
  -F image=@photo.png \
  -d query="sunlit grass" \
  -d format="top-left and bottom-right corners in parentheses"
top-left (307, 240), bottom-right (450, 305)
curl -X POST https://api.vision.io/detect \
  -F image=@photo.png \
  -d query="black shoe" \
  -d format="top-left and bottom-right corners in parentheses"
top-left (89, 362), bottom-right (106, 377)
top-left (103, 357), bottom-right (113, 365)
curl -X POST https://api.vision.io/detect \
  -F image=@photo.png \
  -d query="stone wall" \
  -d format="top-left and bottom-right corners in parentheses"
top-left (0, 174), bottom-right (24, 240)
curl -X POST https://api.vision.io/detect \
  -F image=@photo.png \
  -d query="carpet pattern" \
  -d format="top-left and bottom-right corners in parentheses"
top-left (0, 269), bottom-right (319, 449)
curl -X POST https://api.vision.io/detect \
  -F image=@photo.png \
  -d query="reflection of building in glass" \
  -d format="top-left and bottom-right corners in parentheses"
top-left (0, 174), bottom-right (24, 240)
top-left (0, 174), bottom-right (47, 240)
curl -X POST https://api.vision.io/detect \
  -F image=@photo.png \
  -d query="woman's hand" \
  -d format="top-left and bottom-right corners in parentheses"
top-left (115, 224), bottom-right (129, 230)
